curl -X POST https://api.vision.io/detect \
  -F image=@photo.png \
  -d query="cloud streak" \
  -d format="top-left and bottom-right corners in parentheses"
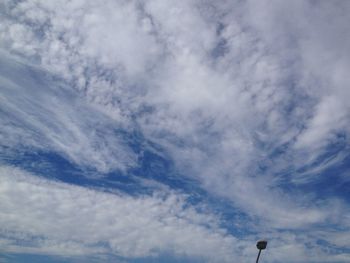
top-left (0, 50), bottom-right (137, 173)
top-left (0, 0), bottom-right (349, 262)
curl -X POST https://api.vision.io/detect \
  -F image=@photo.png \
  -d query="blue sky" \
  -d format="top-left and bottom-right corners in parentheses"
top-left (0, 0), bottom-right (350, 262)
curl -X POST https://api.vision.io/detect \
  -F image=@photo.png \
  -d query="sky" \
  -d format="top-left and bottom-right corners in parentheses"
top-left (0, 0), bottom-right (349, 262)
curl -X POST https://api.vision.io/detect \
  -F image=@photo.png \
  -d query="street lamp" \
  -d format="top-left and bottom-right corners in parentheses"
top-left (256, 240), bottom-right (267, 263)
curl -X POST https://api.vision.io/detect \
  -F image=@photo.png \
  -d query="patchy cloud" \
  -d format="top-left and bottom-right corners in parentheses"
top-left (0, 0), bottom-right (350, 262)
top-left (0, 166), bottom-right (240, 262)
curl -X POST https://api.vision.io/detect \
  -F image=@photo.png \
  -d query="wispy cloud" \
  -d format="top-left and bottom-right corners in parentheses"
top-left (0, 0), bottom-right (349, 262)
top-left (0, 50), bottom-right (136, 173)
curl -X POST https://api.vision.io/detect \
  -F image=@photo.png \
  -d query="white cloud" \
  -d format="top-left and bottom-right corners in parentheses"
top-left (0, 165), bottom-right (242, 262)
top-left (0, 50), bottom-right (136, 173)
top-left (295, 96), bottom-right (348, 149)
top-left (245, 0), bottom-right (350, 149)
top-left (263, 231), bottom-right (350, 263)
top-left (0, 1), bottom-right (350, 261)
top-left (2, 166), bottom-right (349, 262)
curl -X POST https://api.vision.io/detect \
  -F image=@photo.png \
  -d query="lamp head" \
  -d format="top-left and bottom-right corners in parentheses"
top-left (256, 240), bottom-right (268, 250)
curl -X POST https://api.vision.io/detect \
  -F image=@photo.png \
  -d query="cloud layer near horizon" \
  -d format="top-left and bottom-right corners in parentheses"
top-left (0, 166), bottom-right (242, 262)
top-left (0, 0), bottom-right (350, 262)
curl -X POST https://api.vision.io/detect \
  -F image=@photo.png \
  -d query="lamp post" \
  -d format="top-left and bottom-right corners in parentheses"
top-left (256, 240), bottom-right (267, 263)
